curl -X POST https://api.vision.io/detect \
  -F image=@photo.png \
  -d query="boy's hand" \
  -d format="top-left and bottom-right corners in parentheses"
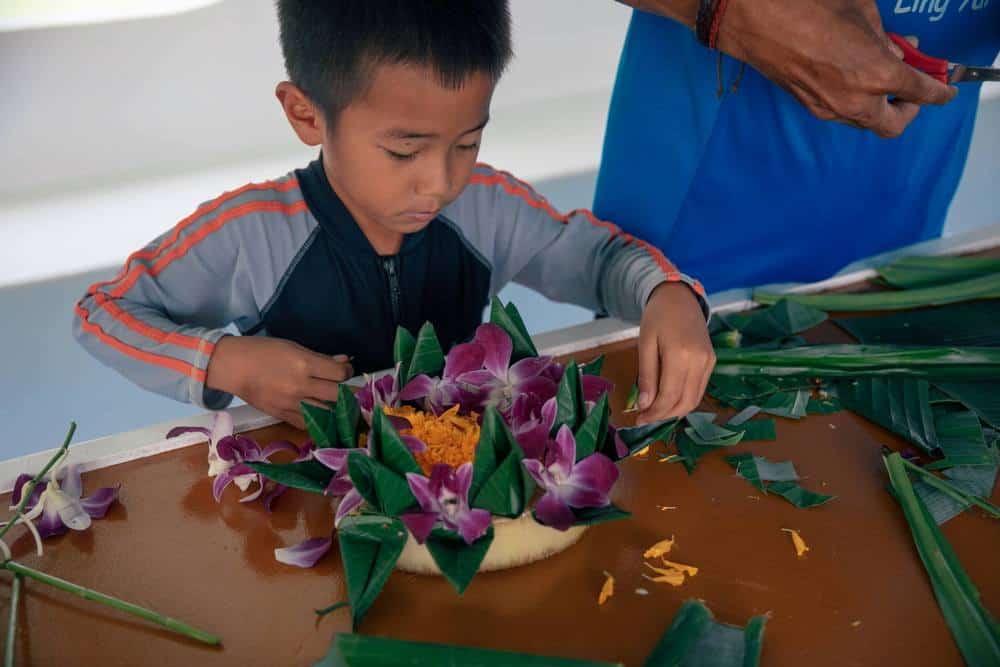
top-left (636, 282), bottom-right (715, 424)
top-left (206, 336), bottom-right (354, 429)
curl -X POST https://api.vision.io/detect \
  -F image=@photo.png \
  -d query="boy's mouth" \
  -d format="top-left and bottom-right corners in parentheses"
top-left (401, 210), bottom-right (440, 224)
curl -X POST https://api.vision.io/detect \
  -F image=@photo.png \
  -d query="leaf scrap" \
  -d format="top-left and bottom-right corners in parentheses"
top-left (781, 528), bottom-right (809, 557)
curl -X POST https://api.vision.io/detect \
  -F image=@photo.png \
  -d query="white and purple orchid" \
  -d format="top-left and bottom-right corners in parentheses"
top-left (274, 536), bottom-right (334, 569)
top-left (8, 462), bottom-right (119, 541)
top-left (399, 341), bottom-right (487, 415)
top-left (508, 394), bottom-right (557, 460)
top-left (356, 364), bottom-right (402, 423)
top-left (522, 425), bottom-right (619, 531)
top-left (456, 324), bottom-right (558, 414)
top-left (400, 463), bottom-right (491, 545)
top-left (312, 447), bottom-right (366, 527)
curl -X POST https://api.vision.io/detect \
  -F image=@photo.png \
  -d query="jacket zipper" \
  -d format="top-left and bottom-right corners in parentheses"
top-left (380, 256), bottom-right (402, 326)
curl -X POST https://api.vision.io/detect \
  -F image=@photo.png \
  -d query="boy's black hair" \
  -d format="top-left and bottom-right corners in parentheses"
top-left (276, 1), bottom-right (512, 123)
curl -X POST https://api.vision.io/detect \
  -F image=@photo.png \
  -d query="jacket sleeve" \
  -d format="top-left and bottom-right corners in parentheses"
top-left (72, 177), bottom-right (316, 408)
top-left (443, 164), bottom-right (708, 323)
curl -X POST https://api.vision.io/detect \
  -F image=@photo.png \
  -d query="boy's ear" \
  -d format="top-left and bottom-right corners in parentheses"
top-left (275, 81), bottom-right (326, 146)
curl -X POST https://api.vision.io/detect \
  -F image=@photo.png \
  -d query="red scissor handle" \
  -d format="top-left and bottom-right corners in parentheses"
top-left (888, 33), bottom-right (949, 84)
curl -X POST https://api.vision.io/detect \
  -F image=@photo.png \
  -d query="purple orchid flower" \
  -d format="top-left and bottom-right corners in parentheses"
top-left (356, 364), bottom-right (402, 423)
top-left (399, 341), bottom-right (487, 415)
top-left (508, 394), bottom-right (557, 460)
top-left (312, 430), bottom-right (426, 528)
top-left (522, 425), bottom-right (619, 531)
top-left (9, 463), bottom-right (119, 540)
top-left (211, 435), bottom-right (310, 511)
top-left (456, 324), bottom-right (557, 413)
top-left (400, 463), bottom-right (491, 545)
top-left (274, 536), bottom-right (333, 569)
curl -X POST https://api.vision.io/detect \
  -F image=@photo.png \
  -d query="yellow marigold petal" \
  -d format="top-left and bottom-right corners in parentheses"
top-left (643, 536), bottom-right (675, 559)
top-left (641, 569), bottom-right (685, 587)
top-left (660, 559), bottom-right (698, 577)
top-left (598, 571), bottom-right (615, 605)
top-left (781, 528), bottom-right (809, 557)
top-left (635, 445), bottom-right (651, 457)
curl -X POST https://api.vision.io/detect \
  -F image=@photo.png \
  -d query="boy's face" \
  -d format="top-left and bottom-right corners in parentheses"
top-left (278, 63), bottom-right (494, 253)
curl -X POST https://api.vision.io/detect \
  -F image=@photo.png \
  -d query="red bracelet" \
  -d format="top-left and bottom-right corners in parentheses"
top-left (708, 0), bottom-right (732, 50)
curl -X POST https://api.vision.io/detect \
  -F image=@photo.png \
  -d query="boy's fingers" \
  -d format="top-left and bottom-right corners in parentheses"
top-left (305, 378), bottom-right (342, 404)
top-left (307, 352), bottom-right (354, 382)
top-left (636, 332), bottom-right (660, 411)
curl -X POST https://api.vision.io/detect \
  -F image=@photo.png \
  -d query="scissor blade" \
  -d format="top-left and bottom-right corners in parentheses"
top-left (950, 65), bottom-right (1000, 83)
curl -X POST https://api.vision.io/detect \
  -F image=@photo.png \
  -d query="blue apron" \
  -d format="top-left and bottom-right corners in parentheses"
top-left (593, 1), bottom-right (1000, 292)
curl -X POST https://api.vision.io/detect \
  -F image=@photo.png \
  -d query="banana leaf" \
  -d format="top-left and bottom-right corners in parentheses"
top-left (933, 409), bottom-right (998, 468)
top-left (726, 453), bottom-right (834, 508)
top-left (643, 599), bottom-right (767, 667)
top-left (936, 381), bottom-right (1000, 429)
top-left (713, 345), bottom-right (1000, 380)
top-left (915, 464), bottom-right (1000, 524)
top-left (883, 453), bottom-right (1000, 665)
top-left (754, 271), bottom-right (1000, 311)
top-left (425, 527), bottom-right (494, 595)
top-left (837, 378), bottom-right (939, 453)
top-left (337, 515), bottom-right (408, 630)
top-left (719, 299), bottom-right (828, 342)
top-left (876, 255), bottom-right (1000, 289)
top-left (836, 301), bottom-right (1000, 348)
top-left (315, 633), bottom-right (622, 667)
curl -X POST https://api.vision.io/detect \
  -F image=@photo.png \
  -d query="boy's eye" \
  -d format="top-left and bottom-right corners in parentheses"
top-left (457, 142), bottom-right (480, 151)
top-left (384, 148), bottom-right (417, 161)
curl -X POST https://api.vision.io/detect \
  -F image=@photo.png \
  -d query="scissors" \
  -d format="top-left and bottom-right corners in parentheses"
top-left (888, 33), bottom-right (1000, 84)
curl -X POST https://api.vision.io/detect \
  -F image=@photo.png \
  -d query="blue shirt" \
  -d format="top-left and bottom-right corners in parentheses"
top-left (593, 2), bottom-right (999, 293)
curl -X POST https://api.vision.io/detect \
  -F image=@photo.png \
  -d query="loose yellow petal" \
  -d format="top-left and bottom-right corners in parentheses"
top-left (851, 620), bottom-right (862, 628)
top-left (655, 505), bottom-right (678, 511)
top-left (781, 528), bottom-right (809, 557)
top-left (635, 445), bottom-right (651, 457)
top-left (643, 536), bottom-right (675, 559)
top-left (598, 571), bottom-right (615, 605)
top-left (642, 570), bottom-right (685, 587)
top-left (660, 559), bottom-right (698, 577)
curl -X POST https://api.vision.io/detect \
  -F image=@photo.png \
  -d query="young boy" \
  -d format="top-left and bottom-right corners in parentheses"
top-left (73, 0), bottom-right (714, 429)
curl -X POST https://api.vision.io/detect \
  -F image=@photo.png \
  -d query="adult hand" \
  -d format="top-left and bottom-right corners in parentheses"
top-left (620, 0), bottom-right (957, 137)
top-left (206, 335), bottom-right (354, 429)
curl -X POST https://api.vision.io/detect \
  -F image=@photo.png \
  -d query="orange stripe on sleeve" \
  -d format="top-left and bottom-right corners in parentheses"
top-left (109, 199), bottom-right (309, 298)
top-left (74, 302), bottom-right (207, 382)
top-left (469, 169), bottom-right (704, 295)
top-left (88, 178), bottom-right (300, 297)
top-left (92, 293), bottom-right (211, 352)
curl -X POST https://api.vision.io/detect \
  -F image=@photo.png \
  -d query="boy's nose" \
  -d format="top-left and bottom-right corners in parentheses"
top-left (415, 157), bottom-right (453, 199)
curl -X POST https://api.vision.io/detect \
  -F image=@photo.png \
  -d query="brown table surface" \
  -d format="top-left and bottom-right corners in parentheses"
top-left (2, 321), bottom-right (998, 666)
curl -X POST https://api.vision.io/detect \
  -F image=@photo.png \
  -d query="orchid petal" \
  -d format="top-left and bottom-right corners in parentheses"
top-left (474, 323), bottom-right (513, 379)
top-left (581, 375), bottom-right (614, 403)
top-left (405, 472), bottom-right (437, 513)
top-left (10, 473), bottom-right (39, 509)
top-left (260, 440), bottom-right (299, 460)
top-left (212, 469), bottom-right (237, 502)
top-left (400, 512), bottom-right (438, 544)
top-left (386, 415), bottom-right (412, 432)
top-left (49, 488), bottom-right (91, 531)
top-left (515, 375), bottom-right (558, 402)
top-left (455, 507), bottom-right (492, 545)
top-left (80, 486), bottom-right (119, 518)
top-left (541, 397), bottom-right (558, 431)
top-left (314, 448), bottom-right (350, 471)
top-left (293, 441), bottom-right (316, 462)
top-left (401, 435), bottom-right (427, 453)
top-left (61, 464), bottom-right (84, 500)
top-left (324, 475), bottom-right (355, 497)
top-left (211, 411), bottom-right (235, 444)
top-left (452, 463), bottom-right (474, 499)
top-left (232, 472), bottom-right (256, 492)
top-left (516, 425), bottom-right (550, 461)
top-left (522, 459), bottom-right (548, 487)
top-left (508, 356), bottom-right (553, 384)
top-left (274, 537), bottom-right (333, 568)
top-left (534, 491), bottom-right (576, 531)
top-left (165, 426), bottom-right (211, 439)
top-left (443, 342), bottom-right (486, 379)
top-left (334, 489), bottom-right (364, 526)
top-left (550, 426), bottom-right (577, 479)
top-left (455, 369), bottom-right (499, 389)
top-left (261, 484), bottom-right (288, 513)
top-left (239, 479), bottom-right (266, 503)
top-left (562, 453), bottom-right (618, 508)
top-left (611, 427), bottom-right (628, 459)
top-left (36, 500), bottom-right (69, 539)
top-left (399, 374), bottom-right (438, 401)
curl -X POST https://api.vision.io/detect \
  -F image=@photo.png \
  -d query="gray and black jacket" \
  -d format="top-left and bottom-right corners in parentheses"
top-left (73, 158), bottom-right (706, 410)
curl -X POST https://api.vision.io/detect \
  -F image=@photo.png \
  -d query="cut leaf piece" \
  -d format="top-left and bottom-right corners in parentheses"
top-left (247, 460), bottom-right (332, 495)
top-left (335, 384), bottom-right (362, 447)
top-left (553, 360), bottom-right (585, 435)
top-left (936, 381), bottom-right (1000, 429)
top-left (347, 454), bottom-right (416, 516)
top-left (369, 408), bottom-right (422, 477)
top-left (738, 419), bottom-right (777, 443)
top-left (393, 326), bottom-right (416, 379)
top-left (574, 393), bottom-right (610, 461)
top-left (759, 389), bottom-right (810, 420)
top-left (489, 297), bottom-right (538, 361)
top-left (337, 515), bottom-right (408, 629)
top-left (727, 454), bottom-right (835, 508)
top-left (611, 418), bottom-right (679, 461)
top-left (883, 453), bottom-right (1000, 666)
top-left (425, 526), bottom-right (494, 595)
top-left (402, 322), bottom-right (445, 386)
top-left (722, 299), bottom-right (828, 341)
top-left (934, 408), bottom-right (997, 467)
top-left (302, 402), bottom-right (338, 448)
top-left (837, 301), bottom-right (1000, 348)
top-left (581, 355), bottom-right (605, 376)
top-left (685, 413), bottom-right (746, 445)
top-left (838, 377), bottom-right (938, 453)
top-left (754, 272), bottom-right (1000, 312)
top-left (316, 633), bottom-right (622, 666)
top-left (471, 407), bottom-right (533, 516)
top-left (876, 255), bottom-right (1000, 289)
top-left (642, 599), bottom-right (767, 667)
